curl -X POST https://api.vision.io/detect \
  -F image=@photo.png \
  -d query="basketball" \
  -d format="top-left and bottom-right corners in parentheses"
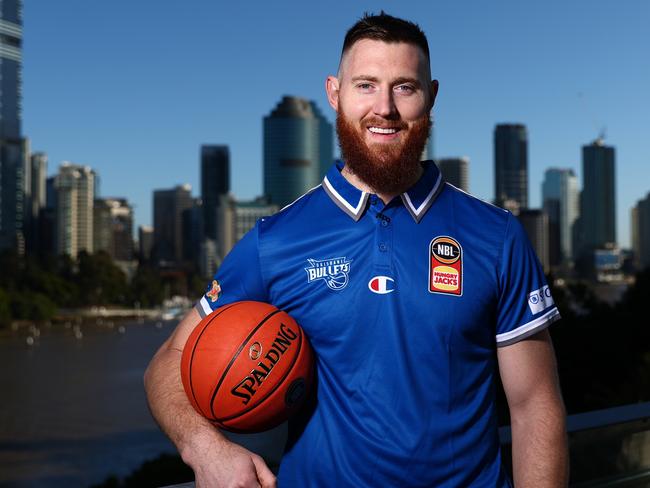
top-left (180, 301), bottom-right (314, 433)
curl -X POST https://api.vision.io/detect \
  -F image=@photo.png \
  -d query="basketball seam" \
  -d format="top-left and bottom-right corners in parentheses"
top-left (217, 321), bottom-right (304, 423)
top-left (209, 309), bottom-right (284, 419)
top-left (187, 301), bottom-right (240, 420)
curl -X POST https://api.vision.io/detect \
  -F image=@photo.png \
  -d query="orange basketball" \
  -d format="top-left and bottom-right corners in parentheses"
top-left (180, 301), bottom-right (314, 433)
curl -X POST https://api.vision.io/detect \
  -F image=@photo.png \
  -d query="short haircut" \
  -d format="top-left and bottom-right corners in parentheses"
top-left (341, 11), bottom-right (430, 65)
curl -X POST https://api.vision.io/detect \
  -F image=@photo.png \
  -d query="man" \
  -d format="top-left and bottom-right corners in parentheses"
top-left (145, 13), bottom-right (568, 487)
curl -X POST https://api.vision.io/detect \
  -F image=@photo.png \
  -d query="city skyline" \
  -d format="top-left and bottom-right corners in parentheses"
top-left (22, 1), bottom-right (649, 247)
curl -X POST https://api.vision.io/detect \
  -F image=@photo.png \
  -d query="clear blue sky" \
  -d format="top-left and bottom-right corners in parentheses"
top-left (23, 0), bottom-right (649, 247)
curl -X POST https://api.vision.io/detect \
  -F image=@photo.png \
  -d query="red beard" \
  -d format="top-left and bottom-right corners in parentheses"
top-left (336, 112), bottom-right (431, 195)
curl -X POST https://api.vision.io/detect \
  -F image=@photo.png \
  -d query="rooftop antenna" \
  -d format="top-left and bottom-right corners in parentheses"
top-left (577, 91), bottom-right (606, 143)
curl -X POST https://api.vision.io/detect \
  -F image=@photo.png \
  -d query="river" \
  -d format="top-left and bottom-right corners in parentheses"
top-left (0, 318), bottom-right (286, 487)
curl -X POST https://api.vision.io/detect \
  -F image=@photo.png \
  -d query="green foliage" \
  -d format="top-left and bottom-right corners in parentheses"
top-left (0, 288), bottom-right (11, 328)
top-left (129, 266), bottom-right (164, 307)
top-left (76, 251), bottom-right (128, 306)
top-left (189, 272), bottom-right (208, 298)
top-left (0, 251), bottom-right (172, 322)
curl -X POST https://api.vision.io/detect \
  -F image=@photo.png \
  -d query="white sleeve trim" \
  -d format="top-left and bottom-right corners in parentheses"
top-left (197, 296), bottom-right (213, 318)
top-left (496, 307), bottom-right (560, 346)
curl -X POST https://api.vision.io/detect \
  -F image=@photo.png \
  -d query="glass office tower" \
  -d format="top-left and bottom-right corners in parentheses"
top-left (581, 138), bottom-right (616, 251)
top-left (0, 0), bottom-right (24, 250)
top-left (264, 96), bottom-right (332, 208)
top-left (201, 145), bottom-right (230, 241)
top-left (542, 168), bottom-right (579, 265)
top-left (494, 123), bottom-right (528, 209)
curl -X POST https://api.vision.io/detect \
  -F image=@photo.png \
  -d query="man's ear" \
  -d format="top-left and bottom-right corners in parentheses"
top-left (325, 75), bottom-right (340, 112)
top-left (429, 79), bottom-right (439, 111)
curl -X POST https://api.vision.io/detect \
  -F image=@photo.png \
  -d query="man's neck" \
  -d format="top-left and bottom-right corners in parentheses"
top-left (340, 164), bottom-right (423, 204)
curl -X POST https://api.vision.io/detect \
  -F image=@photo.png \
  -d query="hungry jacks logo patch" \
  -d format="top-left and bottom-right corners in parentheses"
top-left (429, 236), bottom-right (463, 296)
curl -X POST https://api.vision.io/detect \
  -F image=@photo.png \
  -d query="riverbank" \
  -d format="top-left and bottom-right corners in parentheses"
top-left (1, 305), bottom-right (190, 338)
top-left (57, 306), bottom-right (165, 320)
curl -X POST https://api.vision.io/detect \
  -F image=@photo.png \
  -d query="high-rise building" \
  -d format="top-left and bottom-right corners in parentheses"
top-left (201, 145), bottom-right (229, 241)
top-left (216, 194), bottom-right (235, 260)
top-left (29, 153), bottom-right (47, 216)
top-left (632, 193), bottom-right (650, 270)
top-left (580, 138), bottom-right (616, 254)
top-left (437, 157), bottom-right (469, 192)
top-left (94, 198), bottom-right (134, 261)
top-left (518, 209), bottom-right (549, 272)
top-left (235, 197), bottom-right (278, 242)
top-left (494, 124), bottom-right (528, 209)
top-left (37, 175), bottom-right (57, 256)
top-left (264, 96), bottom-right (332, 208)
top-left (182, 198), bottom-right (202, 264)
top-left (138, 225), bottom-right (154, 262)
top-left (425, 127), bottom-right (435, 161)
top-left (210, 195), bottom-right (279, 262)
top-left (153, 184), bottom-right (192, 264)
top-left (542, 168), bottom-right (579, 266)
top-left (199, 238), bottom-right (219, 279)
top-left (24, 151), bottom-right (47, 252)
top-left (54, 163), bottom-right (96, 258)
top-left (631, 205), bottom-right (640, 269)
top-left (0, 0), bottom-right (25, 250)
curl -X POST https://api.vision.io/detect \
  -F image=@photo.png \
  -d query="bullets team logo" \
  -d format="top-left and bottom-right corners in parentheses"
top-left (429, 236), bottom-right (463, 296)
top-left (305, 257), bottom-right (353, 291)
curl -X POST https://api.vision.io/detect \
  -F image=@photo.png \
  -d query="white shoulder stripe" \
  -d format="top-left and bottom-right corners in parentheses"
top-left (447, 183), bottom-right (506, 212)
top-left (278, 184), bottom-right (322, 213)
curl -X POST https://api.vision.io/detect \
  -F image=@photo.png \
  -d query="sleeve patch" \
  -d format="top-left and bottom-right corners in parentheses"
top-left (527, 285), bottom-right (554, 315)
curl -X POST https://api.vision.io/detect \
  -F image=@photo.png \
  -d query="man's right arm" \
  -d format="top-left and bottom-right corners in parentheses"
top-left (144, 307), bottom-right (276, 488)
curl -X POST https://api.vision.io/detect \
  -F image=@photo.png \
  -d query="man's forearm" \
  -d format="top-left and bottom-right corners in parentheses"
top-left (144, 341), bottom-right (228, 466)
top-left (510, 399), bottom-right (569, 487)
top-left (144, 327), bottom-right (278, 487)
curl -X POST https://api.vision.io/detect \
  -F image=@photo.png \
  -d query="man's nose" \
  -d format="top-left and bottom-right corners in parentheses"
top-left (373, 88), bottom-right (397, 118)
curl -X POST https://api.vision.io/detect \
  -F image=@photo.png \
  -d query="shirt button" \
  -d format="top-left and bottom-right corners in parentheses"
top-left (379, 243), bottom-right (388, 252)
top-left (381, 219), bottom-right (389, 227)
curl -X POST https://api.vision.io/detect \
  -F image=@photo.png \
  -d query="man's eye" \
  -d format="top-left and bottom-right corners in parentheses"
top-left (357, 83), bottom-right (373, 90)
top-left (396, 85), bottom-right (415, 93)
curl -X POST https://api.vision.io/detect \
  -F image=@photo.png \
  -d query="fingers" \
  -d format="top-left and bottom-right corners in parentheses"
top-left (252, 454), bottom-right (277, 488)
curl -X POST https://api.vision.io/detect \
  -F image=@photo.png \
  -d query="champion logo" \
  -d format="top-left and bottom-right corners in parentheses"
top-left (368, 276), bottom-right (395, 294)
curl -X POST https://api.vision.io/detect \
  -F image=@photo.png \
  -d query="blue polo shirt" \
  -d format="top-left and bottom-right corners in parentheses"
top-left (197, 161), bottom-right (560, 487)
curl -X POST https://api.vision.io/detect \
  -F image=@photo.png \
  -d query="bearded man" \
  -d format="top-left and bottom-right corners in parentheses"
top-left (145, 13), bottom-right (568, 488)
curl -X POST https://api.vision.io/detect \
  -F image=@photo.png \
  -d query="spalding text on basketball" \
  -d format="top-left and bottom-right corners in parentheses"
top-left (231, 323), bottom-right (298, 405)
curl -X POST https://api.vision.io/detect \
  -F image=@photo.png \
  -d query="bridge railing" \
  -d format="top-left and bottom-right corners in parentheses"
top-left (500, 401), bottom-right (650, 487)
top-left (163, 402), bottom-right (650, 488)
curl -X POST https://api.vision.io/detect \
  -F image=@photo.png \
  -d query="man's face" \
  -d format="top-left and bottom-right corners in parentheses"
top-left (326, 39), bottom-right (438, 195)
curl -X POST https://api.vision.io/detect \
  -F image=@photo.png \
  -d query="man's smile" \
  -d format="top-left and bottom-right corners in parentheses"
top-left (367, 126), bottom-right (399, 134)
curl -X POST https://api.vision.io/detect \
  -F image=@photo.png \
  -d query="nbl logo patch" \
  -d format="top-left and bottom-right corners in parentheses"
top-left (305, 256), bottom-right (353, 291)
top-left (428, 236), bottom-right (463, 296)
